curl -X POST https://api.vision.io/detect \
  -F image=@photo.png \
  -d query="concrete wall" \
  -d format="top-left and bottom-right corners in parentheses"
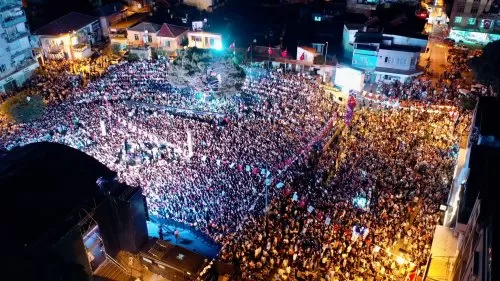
top-left (376, 49), bottom-right (420, 71)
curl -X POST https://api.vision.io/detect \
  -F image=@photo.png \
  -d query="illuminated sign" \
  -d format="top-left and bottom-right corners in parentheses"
top-left (314, 16), bottom-right (322, 22)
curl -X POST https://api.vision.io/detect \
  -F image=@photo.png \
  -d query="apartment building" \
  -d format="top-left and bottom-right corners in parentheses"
top-left (449, 0), bottom-right (500, 45)
top-left (448, 97), bottom-right (499, 281)
top-left (33, 12), bottom-right (102, 60)
top-left (0, 0), bottom-right (39, 94)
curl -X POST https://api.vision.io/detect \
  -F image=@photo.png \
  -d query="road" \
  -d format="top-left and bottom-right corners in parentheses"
top-left (419, 38), bottom-right (449, 81)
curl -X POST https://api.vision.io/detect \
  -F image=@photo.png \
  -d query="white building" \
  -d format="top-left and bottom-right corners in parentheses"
top-left (0, 0), bottom-right (39, 94)
top-left (187, 31), bottom-right (222, 50)
top-left (342, 24), bottom-right (429, 84)
top-left (33, 12), bottom-right (102, 60)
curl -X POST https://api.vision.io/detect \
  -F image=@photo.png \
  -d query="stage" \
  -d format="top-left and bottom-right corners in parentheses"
top-left (146, 220), bottom-right (220, 259)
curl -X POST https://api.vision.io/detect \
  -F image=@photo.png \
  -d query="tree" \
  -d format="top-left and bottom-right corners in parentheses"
top-left (127, 53), bottom-right (140, 62)
top-left (1, 92), bottom-right (45, 123)
top-left (468, 40), bottom-right (500, 95)
top-left (111, 43), bottom-right (121, 55)
top-left (180, 37), bottom-right (189, 47)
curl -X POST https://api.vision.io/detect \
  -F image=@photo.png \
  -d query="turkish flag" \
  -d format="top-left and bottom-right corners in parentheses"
top-left (300, 52), bottom-right (305, 60)
top-left (281, 49), bottom-right (287, 58)
top-left (268, 47), bottom-right (273, 55)
top-left (229, 42), bottom-right (235, 49)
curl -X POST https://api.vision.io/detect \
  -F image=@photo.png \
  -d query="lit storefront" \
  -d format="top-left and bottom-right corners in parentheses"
top-left (449, 18), bottom-right (500, 45)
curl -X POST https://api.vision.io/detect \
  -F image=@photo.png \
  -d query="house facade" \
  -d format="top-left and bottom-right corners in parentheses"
top-left (0, 0), bottom-right (39, 94)
top-left (34, 12), bottom-right (102, 60)
top-left (125, 22), bottom-right (189, 55)
top-left (187, 31), bottom-right (222, 50)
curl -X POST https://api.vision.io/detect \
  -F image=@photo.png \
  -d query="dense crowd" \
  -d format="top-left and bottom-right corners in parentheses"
top-left (0, 50), bottom-right (477, 280)
top-left (372, 46), bottom-right (493, 106)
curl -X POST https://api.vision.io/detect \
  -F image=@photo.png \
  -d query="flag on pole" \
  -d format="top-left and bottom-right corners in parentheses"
top-left (247, 45), bottom-right (251, 52)
top-left (281, 49), bottom-right (287, 58)
top-left (229, 42), bottom-right (235, 49)
top-left (268, 47), bottom-right (273, 55)
top-left (300, 52), bottom-right (305, 61)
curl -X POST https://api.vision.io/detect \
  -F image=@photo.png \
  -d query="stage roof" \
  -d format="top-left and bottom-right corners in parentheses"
top-left (141, 238), bottom-right (208, 276)
top-left (0, 142), bottom-right (116, 250)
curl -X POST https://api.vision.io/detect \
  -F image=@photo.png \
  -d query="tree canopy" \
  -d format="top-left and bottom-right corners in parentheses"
top-left (1, 92), bottom-right (45, 123)
top-left (468, 40), bottom-right (500, 95)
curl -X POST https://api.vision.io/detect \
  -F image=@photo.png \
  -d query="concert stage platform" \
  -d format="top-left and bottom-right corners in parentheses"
top-left (146, 220), bottom-right (220, 259)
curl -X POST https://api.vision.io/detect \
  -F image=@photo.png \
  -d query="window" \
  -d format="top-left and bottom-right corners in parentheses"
top-left (455, 16), bottom-right (462, 24)
top-left (209, 38), bottom-right (215, 46)
top-left (0, 64), bottom-right (6, 73)
top-left (468, 18), bottom-right (476, 25)
top-left (134, 34), bottom-right (139, 41)
top-left (147, 35), bottom-right (152, 42)
top-left (165, 40), bottom-right (170, 47)
top-left (410, 57), bottom-right (416, 65)
top-left (457, 5), bottom-right (465, 13)
top-left (384, 56), bottom-right (388, 62)
top-left (471, 7), bottom-right (478, 14)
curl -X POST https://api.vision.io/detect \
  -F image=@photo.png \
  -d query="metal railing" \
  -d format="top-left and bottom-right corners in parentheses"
top-left (2, 13), bottom-right (27, 28)
top-left (5, 31), bottom-right (29, 43)
top-left (105, 253), bottom-right (131, 276)
top-left (0, 1), bottom-right (21, 12)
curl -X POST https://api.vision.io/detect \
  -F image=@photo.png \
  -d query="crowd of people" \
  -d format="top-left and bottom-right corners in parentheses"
top-left (371, 46), bottom-right (494, 107)
top-left (0, 48), bottom-right (481, 280)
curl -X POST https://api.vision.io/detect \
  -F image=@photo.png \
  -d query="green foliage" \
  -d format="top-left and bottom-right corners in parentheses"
top-left (155, 49), bottom-right (167, 59)
top-left (180, 37), bottom-right (189, 47)
top-left (127, 53), bottom-right (140, 62)
top-left (111, 43), bottom-right (121, 55)
top-left (459, 95), bottom-right (477, 111)
top-left (1, 92), bottom-right (45, 123)
top-left (468, 40), bottom-right (500, 95)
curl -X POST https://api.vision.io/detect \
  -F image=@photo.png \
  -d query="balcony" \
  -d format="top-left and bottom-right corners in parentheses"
top-left (4, 31), bottom-right (29, 43)
top-left (2, 13), bottom-right (27, 28)
top-left (11, 47), bottom-right (32, 59)
top-left (0, 57), bottom-right (38, 81)
top-left (0, 1), bottom-right (21, 13)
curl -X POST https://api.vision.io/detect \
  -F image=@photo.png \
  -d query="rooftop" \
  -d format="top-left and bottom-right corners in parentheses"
top-left (474, 97), bottom-right (500, 139)
top-left (458, 144), bottom-right (500, 224)
top-left (34, 12), bottom-right (98, 36)
top-left (127, 21), bottom-right (162, 33)
top-left (94, 2), bottom-right (127, 17)
top-left (0, 142), bottom-right (116, 251)
top-left (157, 23), bottom-right (189, 38)
top-left (380, 44), bottom-right (423, 52)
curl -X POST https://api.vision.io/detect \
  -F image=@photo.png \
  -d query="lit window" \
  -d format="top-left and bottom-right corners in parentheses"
top-left (468, 18), bottom-right (476, 25)
top-left (314, 16), bottom-right (322, 22)
top-left (455, 17), bottom-right (462, 24)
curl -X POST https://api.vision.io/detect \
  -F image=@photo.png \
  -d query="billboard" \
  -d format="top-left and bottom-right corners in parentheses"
top-left (334, 64), bottom-right (365, 93)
